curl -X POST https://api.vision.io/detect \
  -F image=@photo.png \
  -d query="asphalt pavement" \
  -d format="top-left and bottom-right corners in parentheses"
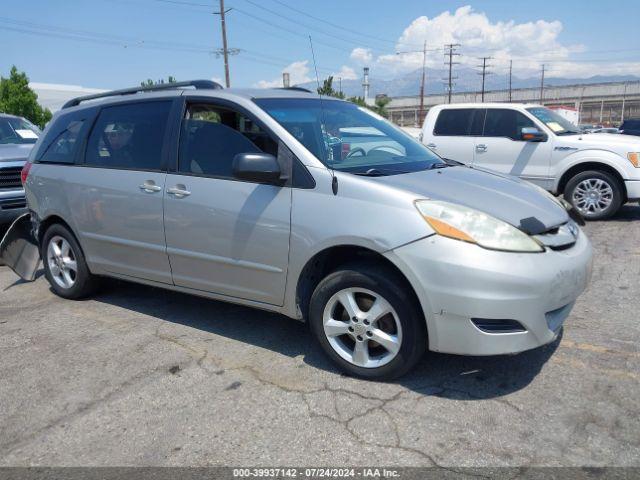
top-left (0, 206), bottom-right (639, 467)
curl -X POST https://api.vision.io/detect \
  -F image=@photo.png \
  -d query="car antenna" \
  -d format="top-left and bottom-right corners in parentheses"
top-left (309, 35), bottom-right (338, 195)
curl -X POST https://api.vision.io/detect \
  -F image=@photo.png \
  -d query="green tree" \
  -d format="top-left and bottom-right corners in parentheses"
top-left (346, 95), bottom-right (391, 118)
top-left (140, 76), bottom-right (177, 87)
top-left (317, 76), bottom-right (344, 99)
top-left (347, 95), bottom-right (367, 107)
top-left (0, 66), bottom-right (52, 128)
top-left (372, 95), bottom-right (391, 118)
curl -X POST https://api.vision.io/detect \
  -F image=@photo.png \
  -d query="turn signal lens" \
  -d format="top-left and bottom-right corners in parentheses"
top-left (627, 152), bottom-right (640, 168)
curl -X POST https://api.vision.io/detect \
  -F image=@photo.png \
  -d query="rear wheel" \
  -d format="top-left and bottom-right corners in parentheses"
top-left (42, 224), bottom-right (98, 299)
top-left (565, 170), bottom-right (623, 220)
top-left (309, 264), bottom-right (426, 380)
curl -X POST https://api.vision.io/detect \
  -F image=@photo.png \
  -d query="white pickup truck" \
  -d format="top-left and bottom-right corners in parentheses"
top-left (421, 103), bottom-right (640, 219)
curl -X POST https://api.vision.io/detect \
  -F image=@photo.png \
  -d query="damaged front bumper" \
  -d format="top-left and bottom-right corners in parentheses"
top-left (0, 213), bottom-right (41, 281)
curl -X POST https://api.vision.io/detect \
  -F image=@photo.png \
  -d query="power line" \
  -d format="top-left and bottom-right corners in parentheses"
top-left (240, 0), bottom-right (401, 54)
top-left (0, 16), bottom-right (216, 53)
top-left (267, 0), bottom-right (425, 49)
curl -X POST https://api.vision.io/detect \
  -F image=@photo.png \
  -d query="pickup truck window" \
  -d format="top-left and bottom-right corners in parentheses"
top-left (526, 107), bottom-right (580, 136)
top-left (483, 109), bottom-right (535, 140)
top-left (434, 108), bottom-right (484, 136)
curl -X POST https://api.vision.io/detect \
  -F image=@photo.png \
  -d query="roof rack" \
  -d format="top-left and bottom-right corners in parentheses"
top-left (62, 79), bottom-right (223, 109)
top-left (276, 86), bottom-right (313, 93)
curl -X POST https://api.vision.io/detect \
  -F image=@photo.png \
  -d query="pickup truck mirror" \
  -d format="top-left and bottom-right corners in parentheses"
top-left (232, 152), bottom-right (284, 185)
top-left (521, 127), bottom-right (547, 142)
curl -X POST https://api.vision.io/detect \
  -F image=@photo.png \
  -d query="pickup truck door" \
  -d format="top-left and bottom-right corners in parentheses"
top-left (424, 108), bottom-right (484, 165)
top-left (473, 108), bottom-right (553, 188)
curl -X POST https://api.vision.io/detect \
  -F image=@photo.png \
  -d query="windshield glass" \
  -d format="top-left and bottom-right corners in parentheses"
top-left (254, 98), bottom-right (445, 175)
top-left (526, 107), bottom-right (580, 135)
top-left (0, 116), bottom-right (41, 144)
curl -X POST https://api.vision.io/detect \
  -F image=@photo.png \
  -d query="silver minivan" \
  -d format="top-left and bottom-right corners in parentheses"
top-left (8, 81), bottom-right (593, 379)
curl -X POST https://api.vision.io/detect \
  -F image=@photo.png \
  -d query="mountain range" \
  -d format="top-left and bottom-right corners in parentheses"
top-left (299, 68), bottom-right (640, 98)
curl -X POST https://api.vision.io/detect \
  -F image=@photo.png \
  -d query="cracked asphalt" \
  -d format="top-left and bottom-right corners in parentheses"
top-left (0, 206), bottom-right (639, 467)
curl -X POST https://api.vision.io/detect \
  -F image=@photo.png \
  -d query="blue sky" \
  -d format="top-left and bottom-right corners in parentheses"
top-left (2, 0), bottom-right (639, 89)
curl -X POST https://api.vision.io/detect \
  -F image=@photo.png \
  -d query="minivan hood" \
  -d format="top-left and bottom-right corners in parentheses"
top-left (0, 144), bottom-right (33, 162)
top-left (371, 166), bottom-right (568, 233)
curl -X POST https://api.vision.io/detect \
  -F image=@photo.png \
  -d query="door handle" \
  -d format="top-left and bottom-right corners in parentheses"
top-left (139, 182), bottom-right (162, 193)
top-left (476, 144), bottom-right (487, 152)
top-left (426, 143), bottom-right (437, 149)
top-left (167, 186), bottom-right (191, 197)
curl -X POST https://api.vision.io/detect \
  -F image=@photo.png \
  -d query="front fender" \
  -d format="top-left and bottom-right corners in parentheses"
top-left (553, 149), bottom-right (633, 192)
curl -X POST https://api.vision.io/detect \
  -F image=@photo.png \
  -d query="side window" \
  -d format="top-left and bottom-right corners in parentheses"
top-left (38, 115), bottom-right (86, 164)
top-left (178, 104), bottom-right (278, 178)
top-left (469, 109), bottom-right (486, 136)
top-left (433, 109), bottom-right (474, 136)
top-left (483, 109), bottom-right (535, 140)
top-left (85, 101), bottom-right (171, 170)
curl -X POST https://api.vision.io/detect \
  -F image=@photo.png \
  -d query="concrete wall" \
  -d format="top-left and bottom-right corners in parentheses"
top-left (388, 81), bottom-right (640, 127)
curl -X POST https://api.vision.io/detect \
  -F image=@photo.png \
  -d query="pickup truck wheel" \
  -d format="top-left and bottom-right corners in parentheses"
top-left (42, 224), bottom-right (98, 299)
top-left (309, 264), bottom-right (426, 380)
top-left (565, 170), bottom-right (623, 220)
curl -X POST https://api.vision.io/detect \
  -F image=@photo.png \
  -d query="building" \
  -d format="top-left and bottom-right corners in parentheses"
top-left (387, 81), bottom-right (640, 128)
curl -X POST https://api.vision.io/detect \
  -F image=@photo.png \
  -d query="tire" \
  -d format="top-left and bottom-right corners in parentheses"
top-left (309, 263), bottom-right (426, 380)
top-left (564, 170), bottom-right (623, 220)
top-left (41, 223), bottom-right (98, 299)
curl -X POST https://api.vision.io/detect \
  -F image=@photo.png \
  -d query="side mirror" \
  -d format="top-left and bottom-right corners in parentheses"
top-left (521, 127), bottom-right (547, 142)
top-left (232, 152), bottom-right (283, 184)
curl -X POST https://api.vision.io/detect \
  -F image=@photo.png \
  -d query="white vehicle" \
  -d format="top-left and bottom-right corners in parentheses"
top-left (421, 103), bottom-right (640, 219)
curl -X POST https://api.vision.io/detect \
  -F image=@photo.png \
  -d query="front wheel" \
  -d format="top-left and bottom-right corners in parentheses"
top-left (309, 264), bottom-right (426, 380)
top-left (564, 170), bottom-right (623, 220)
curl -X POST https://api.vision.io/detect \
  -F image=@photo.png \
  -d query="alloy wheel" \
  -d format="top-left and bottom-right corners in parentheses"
top-left (322, 287), bottom-right (402, 368)
top-left (46, 236), bottom-right (78, 289)
top-left (572, 178), bottom-right (613, 216)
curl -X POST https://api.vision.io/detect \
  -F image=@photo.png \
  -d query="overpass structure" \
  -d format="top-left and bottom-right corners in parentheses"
top-left (387, 81), bottom-right (640, 128)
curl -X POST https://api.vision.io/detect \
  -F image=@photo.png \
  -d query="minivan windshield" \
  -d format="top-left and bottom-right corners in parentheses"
top-left (255, 98), bottom-right (445, 175)
top-left (526, 107), bottom-right (581, 136)
top-left (0, 116), bottom-right (41, 145)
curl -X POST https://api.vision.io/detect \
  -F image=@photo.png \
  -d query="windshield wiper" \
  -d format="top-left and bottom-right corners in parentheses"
top-left (556, 130), bottom-right (581, 136)
top-left (428, 163), bottom-right (449, 169)
top-left (354, 168), bottom-right (392, 176)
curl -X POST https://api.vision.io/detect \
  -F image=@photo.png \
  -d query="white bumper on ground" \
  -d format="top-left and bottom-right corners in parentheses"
top-left (386, 230), bottom-right (593, 356)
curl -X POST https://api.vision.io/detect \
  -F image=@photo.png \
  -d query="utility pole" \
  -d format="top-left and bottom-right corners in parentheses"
top-left (539, 64), bottom-right (545, 103)
top-left (508, 60), bottom-right (513, 102)
top-left (477, 56), bottom-right (492, 102)
top-left (444, 43), bottom-right (460, 104)
top-left (396, 41), bottom-right (429, 123)
top-left (215, 0), bottom-right (232, 87)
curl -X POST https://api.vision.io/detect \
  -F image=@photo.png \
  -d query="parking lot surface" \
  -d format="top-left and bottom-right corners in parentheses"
top-left (1, 206), bottom-right (639, 467)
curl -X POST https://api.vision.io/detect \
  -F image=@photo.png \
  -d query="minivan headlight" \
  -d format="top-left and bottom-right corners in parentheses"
top-left (415, 200), bottom-right (544, 253)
